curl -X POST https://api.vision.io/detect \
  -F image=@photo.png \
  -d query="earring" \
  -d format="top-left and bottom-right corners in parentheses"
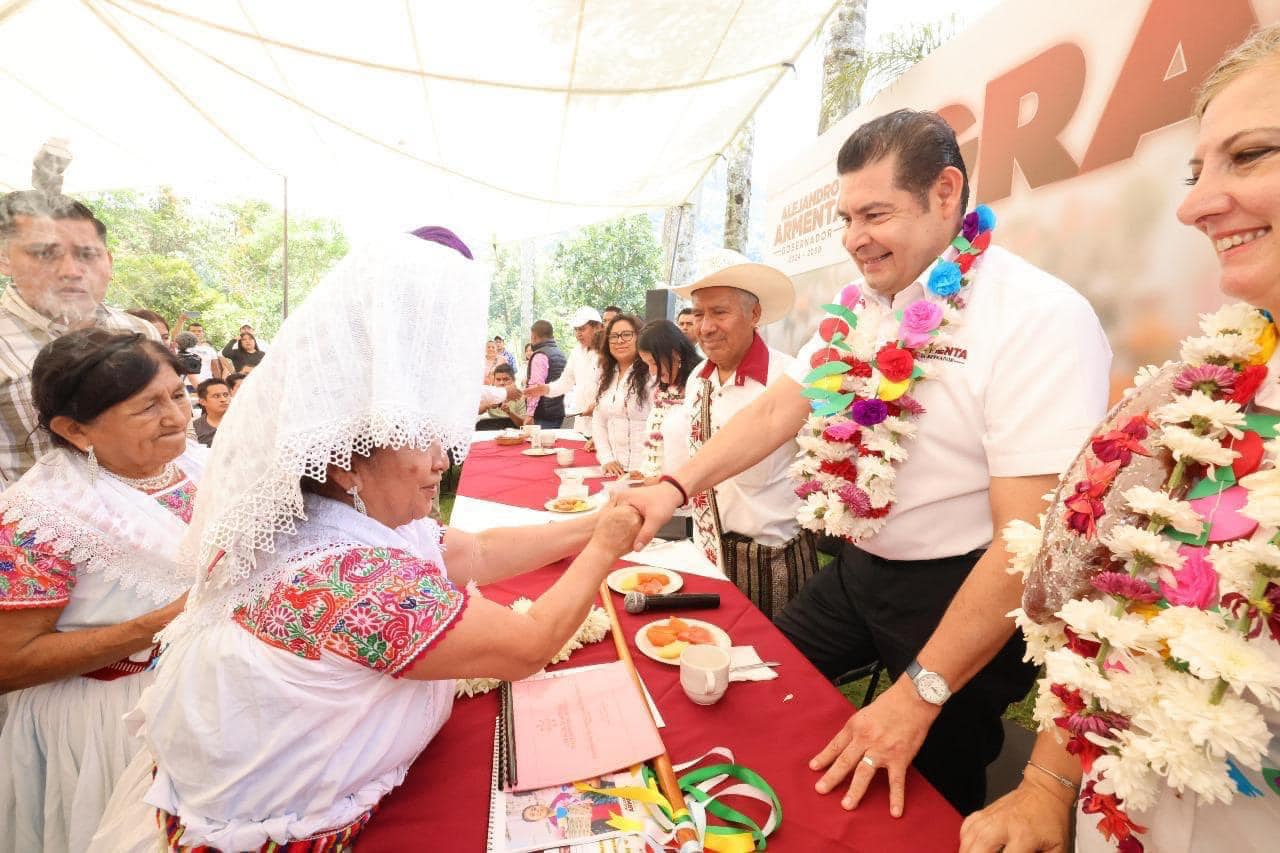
top-left (346, 485), bottom-right (368, 515)
top-left (86, 445), bottom-right (99, 483)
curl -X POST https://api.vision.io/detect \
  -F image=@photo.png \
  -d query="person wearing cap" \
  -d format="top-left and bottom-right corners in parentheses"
top-left (525, 306), bottom-right (604, 429)
top-left (661, 250), bottom-right (816, 621)
top-left (615, 109), bottom-right (1111, 819)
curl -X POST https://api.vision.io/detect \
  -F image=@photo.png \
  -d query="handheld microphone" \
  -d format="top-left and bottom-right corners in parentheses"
top-left (623, 591), bottom-right (721, 614)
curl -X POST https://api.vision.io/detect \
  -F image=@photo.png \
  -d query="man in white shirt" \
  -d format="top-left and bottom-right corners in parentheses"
top-left (183, 320), bottom-right (223, 382)
top-left (617, 109), bottom-right (1111, 818)
top-left (666, 252), bottom-right (816, 620)
top-left (525, 306), bottom-right (603, 430)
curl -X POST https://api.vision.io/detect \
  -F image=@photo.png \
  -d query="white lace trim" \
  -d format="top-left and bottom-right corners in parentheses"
top-left (0, 445), bottom-right (205, 604)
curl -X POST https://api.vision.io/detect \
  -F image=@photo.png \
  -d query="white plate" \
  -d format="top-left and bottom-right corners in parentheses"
top-left (521, 448), bottom-right (558, 457)
top-left (605, 566), bottom-right (683, 596)
top-left (634, 617), bottom-right (731, 666)
top-left (543, 496), bottom-right (599, 514)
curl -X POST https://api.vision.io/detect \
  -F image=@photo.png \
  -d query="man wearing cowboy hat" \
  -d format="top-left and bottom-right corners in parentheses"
top-left (665, 249), bottom-right (817, 620)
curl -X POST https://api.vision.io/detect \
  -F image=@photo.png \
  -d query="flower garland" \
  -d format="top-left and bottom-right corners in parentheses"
top-left (1006, 302), bottom-right (1280, 851)
top-left (790, 205), bottom-right (996, 542)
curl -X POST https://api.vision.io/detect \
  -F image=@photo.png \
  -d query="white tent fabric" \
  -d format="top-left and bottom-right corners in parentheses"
top-left (0, 0), bottom-right (837, 240)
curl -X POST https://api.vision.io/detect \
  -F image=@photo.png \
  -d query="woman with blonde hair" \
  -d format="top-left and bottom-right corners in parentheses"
top-left (961, 25), bottom-right (1280, 853)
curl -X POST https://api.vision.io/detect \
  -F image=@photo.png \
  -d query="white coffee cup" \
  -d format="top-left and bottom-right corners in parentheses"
top-left (679, 644), bottom-right (730, 706)
top-left (556, 447), bottom-right (574, 466)
top-left (527, 425), bottom-right (542, 449)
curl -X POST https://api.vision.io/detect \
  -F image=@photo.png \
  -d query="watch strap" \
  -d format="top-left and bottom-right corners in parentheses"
top-left (905, 659), bottom-right (924, 681)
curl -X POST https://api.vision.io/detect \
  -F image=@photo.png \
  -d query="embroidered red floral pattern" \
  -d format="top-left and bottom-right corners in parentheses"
top-left (154, 479), bottom-right (198, 524)
top-left (0, 521), bottom-right (75, 607)
top-left (233, 547), bottom-right (466, 675)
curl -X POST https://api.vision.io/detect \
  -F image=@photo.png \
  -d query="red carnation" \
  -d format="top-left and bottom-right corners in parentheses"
top-left (956, 252), bottom-right (975, 274)
top-left (1229, 364), bottom-right (1268, 405)
top-left (876, 344), bottom-right (915, 382)
top-left (846, 359), bottom-right (873, 378)
top-left (819, 458), bottom-right (859, 482)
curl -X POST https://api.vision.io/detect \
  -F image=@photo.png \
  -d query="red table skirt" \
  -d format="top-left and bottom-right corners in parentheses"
top-left (460, 439), bottom-right (604, 510)
top-left (357, 568), bottom-right (962, 851)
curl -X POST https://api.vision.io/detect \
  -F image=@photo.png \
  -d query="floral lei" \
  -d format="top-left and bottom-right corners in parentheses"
top-left (1006, 302), bottom-right (1280, 851)
top-left (790, 205), bottom-right (996, 543)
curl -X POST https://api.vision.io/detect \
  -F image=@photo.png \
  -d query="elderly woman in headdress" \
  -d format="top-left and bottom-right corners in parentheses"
top-left (0, 330), bottom-right (201, 853)
top-left (960, 25), bottom-right (1280, 853)
top-left (90, 228), bottom-right (640, 851)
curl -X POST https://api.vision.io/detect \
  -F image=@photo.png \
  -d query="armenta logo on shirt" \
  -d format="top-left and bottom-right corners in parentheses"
top-left (918, 344), bottom-right (968, 365)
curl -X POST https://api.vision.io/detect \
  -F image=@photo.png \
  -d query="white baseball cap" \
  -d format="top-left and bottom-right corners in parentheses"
top-left (570, 306), bottom-right (603, 328)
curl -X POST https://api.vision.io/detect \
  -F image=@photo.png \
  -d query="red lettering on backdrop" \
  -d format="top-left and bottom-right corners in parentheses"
top-left (1080, 0), bottom-right (1258, 173)
top-left (976, 43), bottom-right (1086, 204)
top-left (936, 103), bottom-right (980, 181)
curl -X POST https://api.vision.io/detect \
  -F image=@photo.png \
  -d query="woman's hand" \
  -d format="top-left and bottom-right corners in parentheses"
top-left (584, 439), bottom-right (595, 452)
top-left (601, 461), bottom-right (625, 477)
top-left (588, 505), bottom-right (642, 560)
top-left (143, 591), bottom-right (189, 633)
top-left (959, 778), bottom-right (1073, 853)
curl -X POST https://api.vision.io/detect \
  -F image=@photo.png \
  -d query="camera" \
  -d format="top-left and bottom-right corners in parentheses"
top-left (176, 350), bottom-right (201, 375)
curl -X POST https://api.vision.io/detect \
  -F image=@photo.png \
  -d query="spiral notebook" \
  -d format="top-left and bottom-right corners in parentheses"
top-left (486, 718), bottom-right (648, 853)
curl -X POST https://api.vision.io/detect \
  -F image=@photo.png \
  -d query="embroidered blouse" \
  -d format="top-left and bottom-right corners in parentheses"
top-left (232, 546), bottom-right (467, 676)
top-left (0, 476), bottom-right (198, 609)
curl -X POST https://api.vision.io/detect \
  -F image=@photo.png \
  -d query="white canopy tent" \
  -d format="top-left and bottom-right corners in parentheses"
top-left (0, 0), bottom-right (838, 245)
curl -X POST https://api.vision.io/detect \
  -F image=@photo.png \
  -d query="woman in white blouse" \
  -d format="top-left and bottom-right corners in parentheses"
top-left (591, 314), bottom-right (653, 477)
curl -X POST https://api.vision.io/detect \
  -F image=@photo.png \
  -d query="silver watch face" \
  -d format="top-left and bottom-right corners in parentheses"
top-left (914, 671), bottom-right (950, 704)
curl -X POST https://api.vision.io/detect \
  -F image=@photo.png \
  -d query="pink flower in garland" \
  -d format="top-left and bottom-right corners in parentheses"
top-left (1173, 364), bottom-right (1237, 396)
top-left (837, 483), bottom-right (872, 515)
top-left (1222, 581), bottom-right (1280, 641)
top-left (1092, 571), bottom-right (1161, 603)
top-left (1158, 547), bottom-right (1219, 609)
top-left (897, 395), bottom-right (926, 416)
top-left (1090, 415), bottom-right (1153, 466)
top-left (851, 398), bottom-right (888, 426)
top-left (1063, 708), bottom-right (1130, 739)
top-left (822, 420), bottom-right (860, 442)
top-left (794, 480), bottom-right (823, 499)
top-left (899, 300), bottom-right (944, 348)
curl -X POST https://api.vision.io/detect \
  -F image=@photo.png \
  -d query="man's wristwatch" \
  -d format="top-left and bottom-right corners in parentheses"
top-left (905, 659), bottom-right (952, 705)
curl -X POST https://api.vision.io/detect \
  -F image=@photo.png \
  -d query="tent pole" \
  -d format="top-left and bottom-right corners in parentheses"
top-left (282, 175), bottom-right (290, 320)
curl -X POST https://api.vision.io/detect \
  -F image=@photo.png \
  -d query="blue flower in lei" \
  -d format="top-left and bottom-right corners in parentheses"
top-left (926, 260), bottom-right (963, 298)
top-left (976, 204), bottom-right (996, 232)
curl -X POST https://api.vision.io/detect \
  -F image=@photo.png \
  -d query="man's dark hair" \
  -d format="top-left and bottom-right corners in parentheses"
top-left (187, 322), bottom-right (203, 331)
top-left (226, 372), bottom-right (245, 392)
top-left (128, 309), bottom-right (168, 331)
top-left (530, 319), bottom-right (554, 340)
top-left (32, 330), bottom-right (185, 449)
top-left (174, 331), bottom-right (198, 351)
top-left (637, 320), bottom-right (699, 392)
top-left (197, 377), bottom-right (228, 399)
top-left (0, 190), bottom-right (107, 244)
top-left (603, 305), bottom-right (623, 315)
top-left (494, 335), bottom-right (505, 342)
top-left (492, 362), bottom-right (515, 378)
top-left (677, 307), bottom-right (694, 319)
top-left (836, 109), bottom-right (969, 214)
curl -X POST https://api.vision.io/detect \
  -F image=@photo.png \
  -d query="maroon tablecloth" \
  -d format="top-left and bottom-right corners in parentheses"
top-left (356, 440), bottom-right (963, 851)
top-left (460, 439), bottom-right (607, 509)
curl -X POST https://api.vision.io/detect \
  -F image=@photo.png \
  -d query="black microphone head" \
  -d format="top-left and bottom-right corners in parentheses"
top-left (623, 591), bottom-right (646, 614)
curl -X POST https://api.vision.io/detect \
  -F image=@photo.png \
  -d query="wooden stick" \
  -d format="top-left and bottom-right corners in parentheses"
top-left (599, 581), bottom-right (701, 852)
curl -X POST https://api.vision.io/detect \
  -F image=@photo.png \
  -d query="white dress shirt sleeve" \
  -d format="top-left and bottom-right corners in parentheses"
top-left (981, 289), bottom-right (1112, 477)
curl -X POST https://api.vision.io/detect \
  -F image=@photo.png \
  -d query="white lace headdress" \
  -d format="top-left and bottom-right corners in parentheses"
top-left (167, 232), bottom-right (489, 634)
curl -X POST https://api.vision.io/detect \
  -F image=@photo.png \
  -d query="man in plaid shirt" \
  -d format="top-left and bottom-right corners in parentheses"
top-left (0, 191), bottom-right (157, 488)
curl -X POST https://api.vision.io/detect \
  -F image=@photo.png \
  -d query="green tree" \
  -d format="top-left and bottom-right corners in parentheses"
top-left (546, 215), bottom-right (662, 333)
top-left (820, 15), bottom-right (957, 124)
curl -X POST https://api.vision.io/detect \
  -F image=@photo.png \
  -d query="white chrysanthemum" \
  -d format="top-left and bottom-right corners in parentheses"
top-left (1043, 647), bottom-right (1113, 702)
top-left (1122, 486), bottom-right (1204, 535)
top-left (1165, 620), bottom-right (1280, 709)
top-left (1100, 652), bottom-right (1164, 719)
top-left (1059, 598), bottom-right (1163, 655)
top-left (796, 492), bottom-right (831, 531)
top-left (941, 303), bottom-right (963, 327)
top-left (1103, 523), bottom-right (1184, 570)
top-left (1155, 424), bottom-right (1238, 468)
top-left (456, 676), bottom-right (502, 697)
top-left (1154, 675), bottom-right (1272, 764)
top-left (1199, 302), bottom-right (1270, 339)
top-left (1031, 681), bottom-right (1067, 733)
top-left (787, 457), bottom-right (817, 481)
top-left (1091, 740), bottom-right (1162, 813)
top-left (862, 432), bottom-right (908, 462)
top-left (1240, 467), bottom-right (1280, 529)
top-left (1155, 390), bottom-right (1245, 438)
top-left (1003, 519), bottom-right (1045, 579)
top-left (1131, 361), bottom-right (1174, 391)
top-left (1181, 333), bottom-right (1260, 366)
top-left (1210, 539), bottom-right (1280, 598)
top-left (880, 416), bottom-right (917, 439)
top-left (1009, 606), bottom-right (1064, 664)
top-left (1147, 729), bottom-right (1237, 804)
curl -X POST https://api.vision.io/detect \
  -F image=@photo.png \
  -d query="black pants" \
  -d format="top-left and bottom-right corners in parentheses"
top-left (774, 544), bottom-right (1036, 815)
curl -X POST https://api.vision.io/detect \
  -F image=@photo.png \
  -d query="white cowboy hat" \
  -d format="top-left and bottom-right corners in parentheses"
top-left (668, 248), bottom-right (794, 325)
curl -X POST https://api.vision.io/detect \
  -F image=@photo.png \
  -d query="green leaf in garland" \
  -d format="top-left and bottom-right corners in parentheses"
top-left (1185, 465), bottom-right (1237, 500)
top-left (802, 361), bottom-right (852, 383)
top-left (1244, 413), bottom-right (1280, 439)
top-left (1164, 522), bottom-right (1211, 547)
top-left (819, 303), bottom-right (859, 327)
top-left (828, 335), bottom-right (852, 353)
top-left (910, 365), bottom-right (925, 380)
top-left (813, 393), bottom-right (855, 417)
top-left (950, 234), bottom-right (972, 253)
top-left (894, 310), bottom-right (904, 322)
top-left (1263, 767), bottom-right (1280, 796)
top-left (801, 387), bottom-right (833, 401)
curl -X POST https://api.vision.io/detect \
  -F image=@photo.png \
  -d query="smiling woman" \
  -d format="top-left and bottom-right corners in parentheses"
top-left (0, 329), bottom-right (205, 853)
